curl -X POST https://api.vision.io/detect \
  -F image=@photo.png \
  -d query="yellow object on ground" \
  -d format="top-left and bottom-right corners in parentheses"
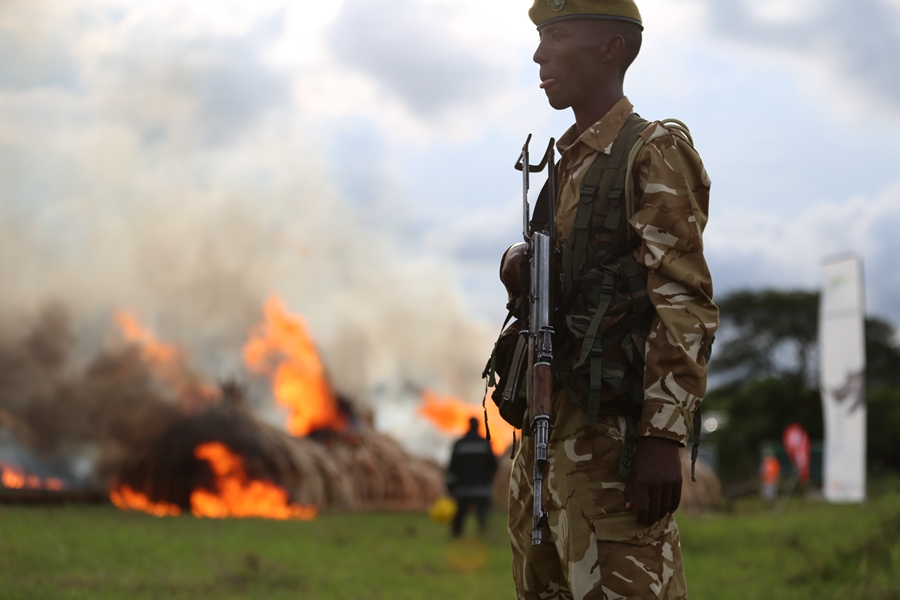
top-left (429, 496), bottom-right (457, 523)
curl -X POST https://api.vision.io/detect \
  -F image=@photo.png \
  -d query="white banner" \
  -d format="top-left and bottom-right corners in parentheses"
top-left (819, 257), bottom-right (866, 503)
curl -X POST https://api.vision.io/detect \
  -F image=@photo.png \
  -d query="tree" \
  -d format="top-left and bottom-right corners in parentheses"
top-left (712, 290), bottom-right (819, 386)
top-left (708, 378), bottom-right (822, 482)
top-left (708, 289), bottom-right (900, 482)
top-left (866, 317), bottom-right (900, 390)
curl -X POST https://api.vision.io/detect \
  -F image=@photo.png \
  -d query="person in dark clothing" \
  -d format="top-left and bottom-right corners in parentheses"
top-left (447, 417), bottom-right (498, 537)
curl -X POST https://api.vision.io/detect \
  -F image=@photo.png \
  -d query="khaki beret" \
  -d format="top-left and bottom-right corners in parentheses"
top-left (529, 0), bottom-right (643, 30)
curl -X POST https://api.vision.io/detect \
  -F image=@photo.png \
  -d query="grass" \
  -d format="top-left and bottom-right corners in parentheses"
top-left (1, 496), bottom-right (899, 599)
top-left (682, 497), bottom-right (900, 600)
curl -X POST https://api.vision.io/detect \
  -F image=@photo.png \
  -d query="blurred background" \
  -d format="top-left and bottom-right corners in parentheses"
top-left (1, 0), bottom-right (899, 598)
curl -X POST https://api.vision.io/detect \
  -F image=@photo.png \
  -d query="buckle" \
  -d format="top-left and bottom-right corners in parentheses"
top-left (608, 189), bottom-right (623, 207)
top-left (601, 271), bottom-right (616, 295)
top-left (580, 186), bottom-right (598, 204)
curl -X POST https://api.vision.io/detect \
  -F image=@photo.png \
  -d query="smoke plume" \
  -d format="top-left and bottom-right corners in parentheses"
top-left (0, 1), bottom-right (491, 481)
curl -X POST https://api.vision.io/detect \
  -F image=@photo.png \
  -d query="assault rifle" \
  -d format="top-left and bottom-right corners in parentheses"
top-left (514, 135), bottom-right (557, 546)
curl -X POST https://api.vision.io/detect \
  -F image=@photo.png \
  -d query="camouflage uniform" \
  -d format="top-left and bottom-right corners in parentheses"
top-left (508, 97), bottom-right (718, 599)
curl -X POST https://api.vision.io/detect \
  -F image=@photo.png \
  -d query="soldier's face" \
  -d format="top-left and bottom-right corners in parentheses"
top-left (533, 21), bottom-right (611, 111)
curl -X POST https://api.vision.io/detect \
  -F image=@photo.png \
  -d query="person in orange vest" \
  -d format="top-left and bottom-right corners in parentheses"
top-left (761, 449), bottom-right (781, 504)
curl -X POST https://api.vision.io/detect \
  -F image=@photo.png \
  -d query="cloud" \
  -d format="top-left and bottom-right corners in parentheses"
top-left (706, 183), bottom-right (900, 324)
top-left (91, 14), bottom-right (290, 146)
top-left (0, 28), bottom-right (78, 91)
top-left (701, 0), bottom-right (900, 111)
top-left (325, 0), bottom-right (509, 118)
top-left (0, 0), bottom-right (494, 423)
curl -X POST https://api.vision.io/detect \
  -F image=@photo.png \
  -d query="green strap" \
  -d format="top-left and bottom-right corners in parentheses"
top-left (587, 351), bottom-right (603, 427)
top-left (690, 409), bottom-right (702, 483)
top-left (482, 308), bottom-right (516, 387)
top-left (560, 114), bottom-right (654, 431)
top-left (618, 415), bottom-right (639, 480)
top-left (568, 114), bottom-right (640, 283)
top-left (603, 189), bottom-right (624, 230)
top-left (568, 162), bottom-right (608, 288)
top-left (573, 270), bottom-right (616, 369)
top-left (576, 268), bottom-right (617, 429)
top-left (619, 255), bottom-right (652, 315)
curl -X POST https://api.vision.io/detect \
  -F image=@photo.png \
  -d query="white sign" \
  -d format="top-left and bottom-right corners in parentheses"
top-left (819, 257), bottom-right (866, 503)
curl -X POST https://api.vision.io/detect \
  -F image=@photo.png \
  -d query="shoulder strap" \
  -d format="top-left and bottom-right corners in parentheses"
top-left (563, 113), bottom-right (649, 291)
top-left (623, 118), bottom-right (694, 239)
top-left (530, 177), bottom-right (552, 233)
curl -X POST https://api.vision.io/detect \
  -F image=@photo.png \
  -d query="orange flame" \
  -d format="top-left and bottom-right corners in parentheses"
top-left (1, 466), bottom-right (24, 489)
top-left (110, 485), bottom-right (182, 517)
top-left (44, 478), bottom-right (65, 491)
top-left (1, 463), bottom-right (68, 491)
top-left (243, 296), bottom-right (344, 436)
top-left (190, 442), bottom-right (317, 520)
top-left (418, 390), bottom-right (514, 455)
top-left (113, 311), bottom-right (218, 403)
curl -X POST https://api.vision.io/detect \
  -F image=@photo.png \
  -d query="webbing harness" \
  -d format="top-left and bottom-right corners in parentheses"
top-left (556, 114), bottom-right (705, 481)
top-left (553, 114), bottom-right (648, 479)
top-left (486, 115), bottom-right (706, 481)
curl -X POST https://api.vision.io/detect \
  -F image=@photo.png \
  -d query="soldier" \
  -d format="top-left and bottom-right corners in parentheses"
top-left (500, 1), bottom-right (719, 598)
top-left (446, 417), bottom-right (498, 537)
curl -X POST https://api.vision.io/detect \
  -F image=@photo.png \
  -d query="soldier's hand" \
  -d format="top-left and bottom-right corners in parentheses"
top-left (624, 436), bottom-right (682, 525)
top-left (500, 243), bottom-right (526, 297)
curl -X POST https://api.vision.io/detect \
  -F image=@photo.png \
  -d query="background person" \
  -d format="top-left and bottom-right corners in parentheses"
top-left (446, 417), bottom-right (498, 538)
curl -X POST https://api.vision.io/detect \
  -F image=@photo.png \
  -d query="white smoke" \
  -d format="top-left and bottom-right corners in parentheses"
top-left (0, 0), bottom-right (494, 467)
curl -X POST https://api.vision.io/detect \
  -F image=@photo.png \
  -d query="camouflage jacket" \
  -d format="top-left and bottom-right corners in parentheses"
top-left (554, 97), bottom-right (719, 446)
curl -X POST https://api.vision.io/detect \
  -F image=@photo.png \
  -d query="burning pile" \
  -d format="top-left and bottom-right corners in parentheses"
top-left (111, 382), bottom-right (352, 519)
top-left (328, 430), bottom-right (444, 511)
top-left (109, 297), bottom-right (445, 518)
top-left (240, 298), bottom-right (443, 512)
top-left (1, 462), bottom-right (65, 492)
top-left (0, 303), bottom-right (205, 490)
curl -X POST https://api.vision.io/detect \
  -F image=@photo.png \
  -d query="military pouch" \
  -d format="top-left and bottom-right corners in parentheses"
top-left (483, 319), bottom-right (528, 429)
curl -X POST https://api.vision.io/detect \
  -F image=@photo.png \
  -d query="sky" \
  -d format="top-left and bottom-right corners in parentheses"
top-left (1, 0), bottom-right (899, 430)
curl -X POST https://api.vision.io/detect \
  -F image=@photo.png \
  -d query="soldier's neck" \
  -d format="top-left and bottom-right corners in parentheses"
top-left (572, 84), bottom-right (625, 136)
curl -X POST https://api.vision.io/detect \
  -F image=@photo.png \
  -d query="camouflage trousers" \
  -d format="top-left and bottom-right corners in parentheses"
top-left (508, 391), bottom-right (687, 600)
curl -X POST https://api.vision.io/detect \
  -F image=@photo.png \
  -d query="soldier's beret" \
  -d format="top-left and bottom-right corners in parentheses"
top-left (529, 0), bottom-right (643, 30)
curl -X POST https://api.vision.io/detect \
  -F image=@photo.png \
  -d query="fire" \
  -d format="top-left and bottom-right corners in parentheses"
top-left (108, 443), bottom-right (315, 520)
top-left (44, 478), bottom-right (65, 491)
top-left (1, 467), bottom-right (24, 489)
top-left (418, 390), bottom-right (514, 455)
top-left (190, 442), bottom-right (317, 520)
top-left (110, 485), bottom-right (182, 517)
top-left (113, 311), bottom-right (218, 403)
top-left (243, 296), bottom-right (344, 436)
top-left (0, 463), bottom-right (67, 491)
top-left (114, 311), bottom-right (183, 368)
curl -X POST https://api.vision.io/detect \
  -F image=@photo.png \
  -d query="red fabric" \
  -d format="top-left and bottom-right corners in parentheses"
top-left (782, 424), bottom-right (811, 483)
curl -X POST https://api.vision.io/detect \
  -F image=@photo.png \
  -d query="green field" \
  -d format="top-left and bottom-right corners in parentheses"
top-left (1, 497), bottom-right (898, 600)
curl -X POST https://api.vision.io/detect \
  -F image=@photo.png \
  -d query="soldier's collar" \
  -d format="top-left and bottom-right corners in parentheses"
top-left (557, 96), bottom-right (634, 155)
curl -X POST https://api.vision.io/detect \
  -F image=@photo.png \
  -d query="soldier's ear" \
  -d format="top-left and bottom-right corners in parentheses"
top-left (597, 34), bottom-right (625, 65)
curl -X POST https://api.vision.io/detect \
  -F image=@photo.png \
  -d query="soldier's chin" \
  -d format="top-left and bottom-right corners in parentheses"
top-left (545, 94), bottom-right (571, 111)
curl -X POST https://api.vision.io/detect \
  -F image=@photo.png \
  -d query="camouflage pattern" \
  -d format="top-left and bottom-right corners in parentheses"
top-left (509, 392), bottom-right (686, 599)
top-left (553, 96), bottom-right (718, 446)
top-left (506, 97), bottom-right (716, 598)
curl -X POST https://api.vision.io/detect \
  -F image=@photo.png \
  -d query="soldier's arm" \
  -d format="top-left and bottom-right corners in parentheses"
top-left (629, 124), bottom-right (719, 447)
